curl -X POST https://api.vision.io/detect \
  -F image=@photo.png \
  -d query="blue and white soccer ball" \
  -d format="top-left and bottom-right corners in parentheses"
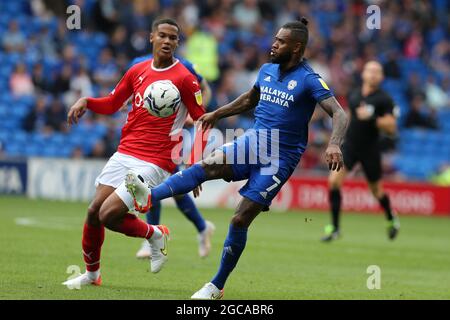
top-left (143, 80), bottom-right (181, 118)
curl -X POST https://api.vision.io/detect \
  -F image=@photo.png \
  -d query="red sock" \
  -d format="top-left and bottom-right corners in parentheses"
top-left (82, 223), bottom-right (105, 272)
top-left (119, 213), bottom-right (154, 239)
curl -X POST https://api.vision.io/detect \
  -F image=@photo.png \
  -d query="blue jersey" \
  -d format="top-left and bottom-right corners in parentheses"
top-left (129, 54), bottom-right (203, 83)
top-left (253, 60), bottom-right (333, 162)
top-left (218, 60), bottom-right (333, 207)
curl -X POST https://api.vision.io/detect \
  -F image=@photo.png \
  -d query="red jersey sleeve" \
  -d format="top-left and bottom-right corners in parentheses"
top-left (86, 69), bottom-right (134, 115)
top-left (180, 74), bottom-right (209, 164)
top-left (180, 73), bottom-right (205, 120)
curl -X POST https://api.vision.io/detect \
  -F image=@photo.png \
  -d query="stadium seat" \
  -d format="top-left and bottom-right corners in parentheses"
top-left (41, 143), bottom-right (68, 157)
top-left (11, 130), bottom-right (29, 144)
top-left (29, 132), bottom-right (47, 147)
top-left (59, 145), bottom-right (73, 158)
top-left (49, 133), bottom-right (66, 145)
top-left (4, 142), bottom-right (24, 157)
top-left (68, 134), bottom-right (85, 146)
top-left (0, 106), bottom-right (7, 118)
top-left (92, 124), bottom-right (107, 137)
top-left (10, 104), bottom-right (29, 120)
top-left (24, 143), bottom-right (44, 157)
top-left (0, 130), bottom-right (10, 143)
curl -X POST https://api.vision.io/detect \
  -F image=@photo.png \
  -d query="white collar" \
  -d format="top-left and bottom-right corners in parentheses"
top-left (151, 58), bottom-right (179, 71)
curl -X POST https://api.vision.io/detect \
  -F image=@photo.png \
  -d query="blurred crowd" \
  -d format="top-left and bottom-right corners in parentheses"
top-left (1, 0), bottom-right (449, 179)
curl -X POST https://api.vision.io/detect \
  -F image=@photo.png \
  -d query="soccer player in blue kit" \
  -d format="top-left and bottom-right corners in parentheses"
top-left (125, 18), bottom-right (348, 299)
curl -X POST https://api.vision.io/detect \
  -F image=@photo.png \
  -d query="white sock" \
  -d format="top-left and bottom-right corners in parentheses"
top-left (86, 269), bottom-right (100, 281)
top-left (150, 225), bottom-right (162, 239)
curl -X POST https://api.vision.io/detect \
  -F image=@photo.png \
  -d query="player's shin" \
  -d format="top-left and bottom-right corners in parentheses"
top-left (82, 223), bottom-right (105, 273)
top-left (146, 200), bottom-right (162, 225)
top-left (151, 164), bottom-right (207, 202)
top-left (118, 213), bottom-right (169, 272)
top-left (118, 213), bottom-right (157, 239)
top-left (378, 193), bottom-right (394, 221)
top-left (329, 188), bottom-right (341, 230)
top-left (211, 224), bottom-right (248, 290)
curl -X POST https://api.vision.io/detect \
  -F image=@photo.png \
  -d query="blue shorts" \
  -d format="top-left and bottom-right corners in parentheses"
top-left (218, 133), bottom-right (299, 209)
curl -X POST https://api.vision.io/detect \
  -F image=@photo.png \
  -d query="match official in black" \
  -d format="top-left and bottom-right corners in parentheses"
top-left (322, 61), bottom-right (400, 242)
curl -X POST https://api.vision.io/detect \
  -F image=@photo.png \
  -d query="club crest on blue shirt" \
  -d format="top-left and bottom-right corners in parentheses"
top-left (287, 80), bottom-right (297, 90)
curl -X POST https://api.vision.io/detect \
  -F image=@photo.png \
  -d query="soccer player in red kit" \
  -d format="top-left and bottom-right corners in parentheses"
top-left (63, 19), bottom-right (206, 287)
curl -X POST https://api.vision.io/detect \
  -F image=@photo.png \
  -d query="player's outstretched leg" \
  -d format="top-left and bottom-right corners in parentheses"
top-left (125, 150), bottom-right (233, 212)
top-left (191, 197), bottom-right (263, 300)
top-left (126, 164), bottom-right (208, 212)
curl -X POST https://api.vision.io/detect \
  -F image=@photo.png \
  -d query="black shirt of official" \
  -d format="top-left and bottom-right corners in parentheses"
top-left (345, 87), bottom-right (395, 148)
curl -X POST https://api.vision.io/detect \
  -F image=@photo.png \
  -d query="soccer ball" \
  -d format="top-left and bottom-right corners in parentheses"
top-left (143, 80), bottom-right (181, 117)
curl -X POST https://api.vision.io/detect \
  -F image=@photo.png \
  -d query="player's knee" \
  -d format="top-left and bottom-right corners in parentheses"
top-left (203, 163), bottom-right (223, 180)
top-left (231, 214), bottom-right (249, 228)
top-left (98, 205), bottom-right (115, 228)
top-left (328, 178), bottom-right (341, 190)
top-left (201, 152), bottom-right (229, 179)
top-left (173, 194), bottom-right (184, 202)
top-left (369, 183), bottom-right (383, 198)
top-left (86, 202), bottom-right (101, 226)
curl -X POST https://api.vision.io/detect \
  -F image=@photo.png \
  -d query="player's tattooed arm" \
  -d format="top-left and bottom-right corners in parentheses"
top-left (318, 96), bottom-right (348, 171)
top-left (198, 87), bottom-right (260, 130)
top-left (319, 96), bottom-right (348, 146)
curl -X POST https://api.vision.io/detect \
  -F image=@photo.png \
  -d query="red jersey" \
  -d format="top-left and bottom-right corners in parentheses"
top-left (86, 58), bottom-right (205, 173)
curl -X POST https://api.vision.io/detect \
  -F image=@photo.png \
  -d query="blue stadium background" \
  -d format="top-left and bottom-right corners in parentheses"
top-left (0, 0), bottom-right (448, 182)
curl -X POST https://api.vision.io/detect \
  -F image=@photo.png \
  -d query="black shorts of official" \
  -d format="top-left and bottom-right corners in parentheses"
top-left (342, 142), bottom-right (382, 183)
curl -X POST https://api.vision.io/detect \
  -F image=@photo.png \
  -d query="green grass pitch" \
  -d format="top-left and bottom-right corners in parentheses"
top-left (0, 196), bottom-right (449, 299)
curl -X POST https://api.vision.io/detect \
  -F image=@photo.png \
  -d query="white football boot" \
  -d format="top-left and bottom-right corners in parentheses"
top-left (125, 171), bottom-right (152, 213)
top-left (136, 240), bottom-right (151, 259)
top-left (198, 221), bottom-right (215, 258)
top-left (191, 282), bottom-right (224, 300)
top-left (62, 271), bottom-right (101, 289)
top-left (149, 225), bottom-right (170, 273)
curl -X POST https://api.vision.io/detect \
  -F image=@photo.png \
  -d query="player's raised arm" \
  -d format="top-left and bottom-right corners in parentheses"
top-left (199, 86), bottom-right (260, 130)
top-left (199, 78), bottom-right (212, 107)
top-left (180, 73), bottom-right (206, 121)
top-left (67, 69), bottom-right (133, 125)
top-left (304, 72), bottom-right (347, 171)
top-left (318, 96), bottom-right (348, 171)
top-left (179, 73), bottom-right (209, 168)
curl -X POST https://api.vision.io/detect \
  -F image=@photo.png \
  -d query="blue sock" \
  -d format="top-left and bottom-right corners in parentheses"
top-left (175, 194), bottom-right (206, 233)
top-left (151, 164), bottom-right (207, 202)
top-left (211, 224), bottom-right (247, 290)
top-left (146, 200), bottom-right (161, 225)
